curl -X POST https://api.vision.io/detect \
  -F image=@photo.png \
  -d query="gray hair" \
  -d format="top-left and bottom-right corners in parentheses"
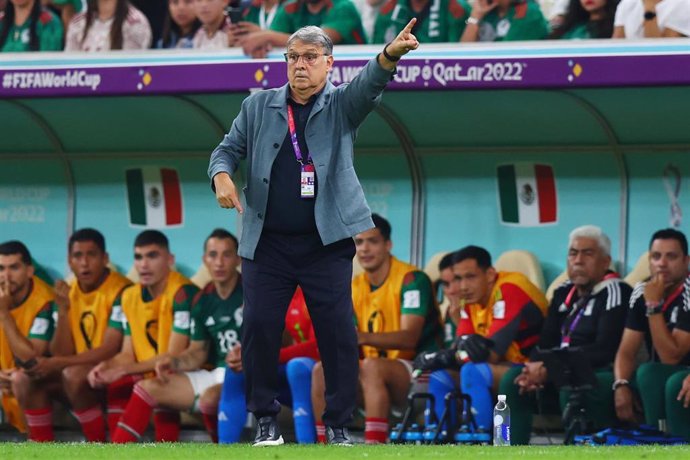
top-left (287, 26), bottom-right (333, 55)
top-left (569, 225), bottom-right (611, 256)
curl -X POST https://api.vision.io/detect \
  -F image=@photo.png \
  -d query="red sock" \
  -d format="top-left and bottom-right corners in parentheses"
top-left (106, 376), bottom-right (136, 436)
top-left (73, 405), bottom-right (106, 442)
top-left (365, 417), bottom-right (388, 444)
top-left (315, 422), bottom-right (326, 444)
top-left (112, 384), bottom-right (156, 443)
top-left (24, 407), bottom-right (54, 442)
top-left (199, 401), bottom-right (218, 443)
top-left (154, 409), bottom-right (180, 442)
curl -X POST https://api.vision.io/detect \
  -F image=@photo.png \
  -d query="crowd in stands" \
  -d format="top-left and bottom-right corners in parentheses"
top-left (1, 0), bottom-right (688, 53)
top-left (3, 218), bottom-right (690, 444)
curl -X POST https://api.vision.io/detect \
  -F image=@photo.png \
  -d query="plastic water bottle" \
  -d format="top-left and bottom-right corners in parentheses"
top-left (493, 394), bottom-right (511, 446)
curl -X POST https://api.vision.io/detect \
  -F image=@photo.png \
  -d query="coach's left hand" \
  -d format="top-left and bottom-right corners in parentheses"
top-left (384, 18), bottom-right (420, 61)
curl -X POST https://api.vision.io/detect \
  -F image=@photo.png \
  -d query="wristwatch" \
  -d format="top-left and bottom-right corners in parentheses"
top-left (466, 16), bottom-right (480, 25)
top-left (645, 300), bottom-right (663, 316)
top-left (612, 379), bottom-right (630, 391)
top-left (644, 11), bottom-right (657, 20)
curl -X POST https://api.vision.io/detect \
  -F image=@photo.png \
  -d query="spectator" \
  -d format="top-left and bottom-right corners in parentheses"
top-left (311, 214), bottom-right (442, 444)
top-left (416, 246), bottom-right (548, 432)
top-left (47, 0), bottom-right (84, 32)
top-left (87, 230), bottom-right (198, 442)
top-left (461, 0), bottom-right (548, 42)
top-left (239, 0), bottom-right (282, 29)
top-left (192, 0), bottom-right (233, 49)
top-left (352, 0), bottom-right (384, 42)
top-left (238, 0), bottom-right (367, 58)
top-left (0, 241), bottom-right (56, 438)
top-left (550, 0), bottom-right (619, 38)
top-left (157, 0), bottom-right (200, 47)
top-left (372, 0), bottom-right (470, 43)
top-left (612, 0), bottom-right (690, 37)
top-left (0, 0), bottom-right (63, 52)
top-left (65, 0), bottom-right (152, 51)
top-left (10, 229), bottom-right (131, 443)
top-left (614, 229), bottom-right (690, 435)
top-left (130, 0), bottom-right (167, 46)
top-left (499, 225), bottom-right (632, 445)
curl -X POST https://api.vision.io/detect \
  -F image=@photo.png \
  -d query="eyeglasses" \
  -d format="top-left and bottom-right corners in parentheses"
top-left (283, 52), bottom-right (329, 65)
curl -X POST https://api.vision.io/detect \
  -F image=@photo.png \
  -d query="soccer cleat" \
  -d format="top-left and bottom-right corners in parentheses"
top-left (252, 416), bottom-right (284, 447)
top-left (326, 426), bottom-right (354, 446)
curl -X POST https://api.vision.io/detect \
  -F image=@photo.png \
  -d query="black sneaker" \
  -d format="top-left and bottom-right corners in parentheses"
top-left (252, 416), bottom-right (284, 447)
top-left (326, 426), bottom-right (354, 446)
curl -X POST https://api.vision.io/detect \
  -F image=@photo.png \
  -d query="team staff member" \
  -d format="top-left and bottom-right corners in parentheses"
top-left (501, 225), bottom-right (632, 445)
top-left (614, 229), bottom-right (690, 437)
top-left (88, 230), bottom-right (198, 442)
top-left (0, 241), bottom-right (56, 439)
top-left (13, 229), bottom-right (130, 442)
top-left (208, 22), bottom-right (419, 446)
top-left (614, 229), bottom-right (690, 426)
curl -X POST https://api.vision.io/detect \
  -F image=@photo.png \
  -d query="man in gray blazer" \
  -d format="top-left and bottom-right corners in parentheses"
top-left (208, 20), bottom-right (419, 446)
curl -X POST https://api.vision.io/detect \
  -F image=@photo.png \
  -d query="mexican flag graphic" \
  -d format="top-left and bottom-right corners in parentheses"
top-left (126, 167), bottom-right (183, 227)
top-left (497, 163), bottom-right (557, 227)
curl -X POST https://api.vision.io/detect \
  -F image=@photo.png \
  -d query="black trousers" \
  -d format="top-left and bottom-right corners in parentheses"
top-left (241, 231), bottom-right (359, 427)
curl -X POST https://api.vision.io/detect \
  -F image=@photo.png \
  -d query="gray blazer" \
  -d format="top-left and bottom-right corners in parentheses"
top-left (208, 57), bottom-right (393, 259)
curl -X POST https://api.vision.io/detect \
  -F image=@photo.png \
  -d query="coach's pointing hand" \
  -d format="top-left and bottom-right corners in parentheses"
top-left (378, 18), bottom-right (420, 70)
top-left (213, 173), bottom-right (244, 213)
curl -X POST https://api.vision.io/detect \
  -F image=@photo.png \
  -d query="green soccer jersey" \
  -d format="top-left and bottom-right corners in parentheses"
top-left (372, 0), bottom-right (470, 44)
top-left (28, 301), bottom-right (57, 342)
top-left (270, 0), bottom-right (367, 44)
top-left (242, 0), bottom-right (279, 29)
top-left (0, 8), bottom-right (63, 52)
top-left (375, 270), bottom-right (442, 353)
top-left (190, 282), bottom-right (244, 368)
top-left (475, 0), bottom-right (548, 41)
top-left (560, 22), bottom-right (591, 39)
top-left (442, 312), bottom-right (457, 348)
top-left (243, 3), bottom-right (262, 26)
top-left (107, 296), bottom-right (125, 332)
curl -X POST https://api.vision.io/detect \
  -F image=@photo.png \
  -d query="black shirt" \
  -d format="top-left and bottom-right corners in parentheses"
top-left (626, 276), bottom-right (690, 365)
top-left (263, 96), bottom-right (319, 235)
top-left (130, 0), bottom-right (167, 47)
top-left (534, 274), bottom-right (632, 369)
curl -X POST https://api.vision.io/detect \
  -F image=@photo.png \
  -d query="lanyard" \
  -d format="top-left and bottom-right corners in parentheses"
top-left (560, 286), bottom-right (588, 347)
top-left (287, 104), bottom-right (311, 165)
top-left (662, 282), bottom-right (684, 312)
top-left (259, 4), bottom-right (277, 30)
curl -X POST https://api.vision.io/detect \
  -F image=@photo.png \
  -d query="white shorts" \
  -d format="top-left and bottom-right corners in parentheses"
top-left (397, 359), bottom-right (414, 376)
top-left (184, 367), bottom-right (226, 409)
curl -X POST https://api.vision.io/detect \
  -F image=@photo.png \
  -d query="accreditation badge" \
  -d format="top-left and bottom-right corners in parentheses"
top-left (301, 164), bottom-right (315, 198)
